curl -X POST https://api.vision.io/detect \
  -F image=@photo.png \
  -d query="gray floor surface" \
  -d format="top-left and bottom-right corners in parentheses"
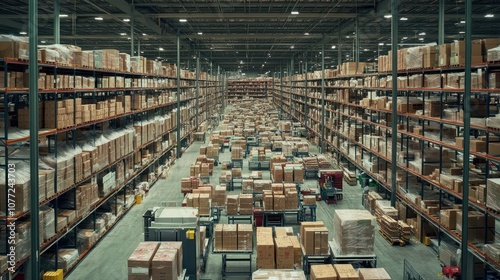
top-left (67, 117), bottom-right (443, 280)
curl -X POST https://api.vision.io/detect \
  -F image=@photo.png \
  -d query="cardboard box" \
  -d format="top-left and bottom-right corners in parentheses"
top-left (358, 268), bottom-right (391, 280)
top-left (334, 264), bottom-right (359, 280)
top-left (311, 264), bottom-right (338, 280)
top-left (128, 242), bottom-right (160, 280)
top-left (274, 237), bottom-right (294, 269)
top-left (303, 195), bottom-right (317, 206)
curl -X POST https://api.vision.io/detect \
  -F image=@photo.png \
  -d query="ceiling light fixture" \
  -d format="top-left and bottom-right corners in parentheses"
top-left (19, 31), bottom-right (27, 35)
top-left (378, 42), bottom-right (384, 46)
top-left (419, 32), bottom-right (426, 36)
top-left (459, 31), bottom-right (465, 34)
top-left (197, 32), bottom-right (203, 35)
top-left (460, 20), bottom-right (466, 23)
top-left (123, 18), bottom-right (130, 22)
top-left (304, 32), bottom-right (310, 36)
top-left (331, 45), bottom-right (336, 49)
top-left (142, 33), bottom-right (147, 36)
top-left (346, 36), bottom-right (350, 38)
top-left (158, 47), bottom-right (164, 51)
top-left (400, 17), bottom-right (408, 21)
top-left (363, 48), bottom-right (369, 51)
top-left (41, 40), bottom-right (46, 43)
top-left (59, 14), bottom-right (69, 18)
top-left (419, 38), bottom-right (424, 41)
top-left (290, 45), bottom-right (295, 49)
top-left (179, 19), bottom-right (187, 22)
top-left (402, 37), bottom-right (408, 40)
top-left (141, 51), bottom-right (144, 54)
top-left (291, 11), bottom-right (299, 15)
top-left (95, 17), bottom-right (103, 21)
top-left (120, 33), bottom-right (126, 36)
top-left (485, 14), bottom-right (494, 18)
top-left (384, 14), bottom-right (392, 18)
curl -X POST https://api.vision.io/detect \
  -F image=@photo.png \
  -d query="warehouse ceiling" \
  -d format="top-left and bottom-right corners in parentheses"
top-left (0, 0), bottom-right (499, 74)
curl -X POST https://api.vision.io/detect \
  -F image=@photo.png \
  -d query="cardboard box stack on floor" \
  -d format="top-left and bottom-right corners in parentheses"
top-left (310, 264), bottom-right (338, 280)
top-left (128, 241), bottom-right (183, 280)
top-left (212, 185), bottom-right (227, 207)
top-left (262, 183), bottom-right (298, 211)
top-left (226, 195), bottom-right (239, 215)
top-left (214, 224), bottom-right (254, 252)
top-left (300, 221), bottom-right (329, 255)
top-left (332, 210), bottom-right (376, 256)
top-left (239, 194), bottom-right (254, 214)
top-left (274, 236), bottom-right (294, 269)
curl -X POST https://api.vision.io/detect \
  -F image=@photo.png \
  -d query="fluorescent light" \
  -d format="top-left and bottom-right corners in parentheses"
top-left (291, 11), bottom-right (299, 15)
top-left (41, 40), bottom-right (46, 43)
top-left (59, 14), bottom-right (69, 18)
top-left (378, 42), bottom-right (384, 46)
top-left (402, 37), bottom-right (408, 40)
top-left (179, 19), bottom-right (187, 22)
top-left (142, 33), bottom-right (147, 36)
top-left (304, 32), bottom-right (310, 36)
top-left (485, 14), bottom-right (494, 18)
top-left (419, 32), bottom-right (426, 36)
top-left (419, 38), bottom-right (424, 41)
top-left (375, 58), bottom-right (378, 61)
top-left (331, 45), bottom-right (336, 49)
top-left (158, 47), bottom-right (164, 51)
top-left (119, 33), bottom-right (126, 36)
top-left (290, 45), bottom-right (295, 49)
top-left (123, 18), bottom-right (130, 22)
top-left (127, 37), bottom-right (131, 40)
top-left (141, 51), bottom-right (144, 54)
top-left (197, 32), bottom-right (203, 35)
top-left (400, 17), bottom-right (408, 21)
top-left (384, 14), bottom-right (392, 18)
top-left (19, 31), bottom-right (27, 35)
top-left (95, 17), bottom-right (103, 21)
top-left (363, 48), bottom-right (369, 51)
top-left (346, 36), bottom-right (350, 38)
top-left (460, 20), bottom-right (466, 23)
top-left (459, 31), bottom-right (465, 34)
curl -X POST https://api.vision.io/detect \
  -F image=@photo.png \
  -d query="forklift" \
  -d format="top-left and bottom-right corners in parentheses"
top-left (318, 170), bottom-right (343, 204)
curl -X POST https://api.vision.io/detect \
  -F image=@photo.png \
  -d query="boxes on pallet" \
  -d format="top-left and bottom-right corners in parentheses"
top-left (226, 195), bottom-right (239, 215)
top-left (223, 224), bottom-right (238, 251)
top-left (332, 210), bottom-right (375, 256)
top-left (256, 227), bottom-right (275, 269)
top-left (303, 195), bottom-right (317, 206)
top-left (239, 194), bottom-right (253, 215)
top-left (214, 224), bottom-right (224, 251)
top-left (289, 235), bottom-right (302, 266)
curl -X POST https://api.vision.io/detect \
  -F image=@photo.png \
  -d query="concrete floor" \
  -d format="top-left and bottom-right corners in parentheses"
top-left (67, 115), bottom-right (443, 280)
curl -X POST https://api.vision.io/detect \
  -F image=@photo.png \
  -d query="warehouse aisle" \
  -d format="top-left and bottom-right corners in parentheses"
top-left (66, 141), bottom-right (205, 280)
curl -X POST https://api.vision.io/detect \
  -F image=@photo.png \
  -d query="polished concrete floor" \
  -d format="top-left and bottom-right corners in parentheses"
top-left (67, 114), bottom-right (443, 280)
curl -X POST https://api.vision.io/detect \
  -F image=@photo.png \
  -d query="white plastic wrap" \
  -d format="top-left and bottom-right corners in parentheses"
top-left (252, 269), bottom-right (306, 280)
top-left (487, 46), bottom-right (500, 62)
top-left (332, 209), bottom-right (376, 256)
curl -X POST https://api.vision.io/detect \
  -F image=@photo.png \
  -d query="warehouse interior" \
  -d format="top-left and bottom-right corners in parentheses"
top-left (1, 0), bottom-right (500, 280)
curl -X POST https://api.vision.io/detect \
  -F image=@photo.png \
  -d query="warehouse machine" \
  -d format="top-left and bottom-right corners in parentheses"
top-left (318, 170), bottom-right (344, 204)
top-left (143, 207), bottom-right (200, 280)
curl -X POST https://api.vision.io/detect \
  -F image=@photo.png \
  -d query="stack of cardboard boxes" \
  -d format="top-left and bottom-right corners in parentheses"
top-left (257, 227), bottom-right (275, 269)
top-left (300, 221), bottom-right (329, 255)
top-left (128, 241), bottom-right (182, 280)
top-left (180, 177), bottom-right (200, 193)
top-left (332, 210), bottom-right (376, 256)
top-left (239, 194), bottom-right (253, 214)
top-left (226, 195), bottom-right (239, 215)
top-left (310, 264), bottom-right (338, 280)
top-left (214, 224), bottom-right (253, 252)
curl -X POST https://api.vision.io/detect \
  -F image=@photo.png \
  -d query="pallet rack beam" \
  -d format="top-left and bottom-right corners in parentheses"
top-left (28, 0), bottom-right (40, 278)
top-left (54, 0), bottom-right (60, 44)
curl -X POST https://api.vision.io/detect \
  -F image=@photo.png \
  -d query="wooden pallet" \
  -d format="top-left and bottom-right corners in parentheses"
top-left (486, 207), bottom-right (500, 215)
top-left (379, 230), bottom-right (406, 246)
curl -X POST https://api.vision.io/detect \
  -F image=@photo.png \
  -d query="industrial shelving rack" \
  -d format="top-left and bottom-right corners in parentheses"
top-left (272, 62), bottom-right (500, 278)
top-left (227, 79), bottom-right (272, 99)
top-left (0, 57), bottom-right (224, 278)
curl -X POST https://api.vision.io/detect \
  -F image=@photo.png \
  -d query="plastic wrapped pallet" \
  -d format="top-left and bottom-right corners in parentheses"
top-left (487, 46), bottom-right (500, 62)
top-left (484, 244), bottom-right (500, 262)
top-left (487, 178), bottom-right (500, 211)
top-left (332, 209), bottom-right (375, 256)
top-left (252, 269), bottom-right (306, 280)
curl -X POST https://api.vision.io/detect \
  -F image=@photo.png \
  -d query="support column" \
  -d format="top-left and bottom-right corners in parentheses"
top-left (54, 0), bottom-right (60, 44)
top-left (137, 40), bottom-right (140, 57)
top-left (195, 52), bottom-right (200, 129)
top-left (28, 0), bottom-right (40, 278)
top-left (176, 33), bottom-right (181, 158)
top-left (461, 0), bottom-right (472, 272)
top-left (280, 63), bottom-right (283, 118)
top-left (304, 53), bottom-right (308, 128)
top-left (355, 17), bottom-right (360, 64)
top-left (338, 23), bottom-right (342, 68)
top-left (438, 0), bottom-right (445, 45)
top-left (321, 44), bottom-right (325, 152)
top-left (390, 0), bottom-right (398, 207)
top-left (130, 0), bottom-right (134, 55)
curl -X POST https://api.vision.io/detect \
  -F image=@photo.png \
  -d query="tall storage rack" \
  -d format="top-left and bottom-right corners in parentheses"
top-left (0, 57), bottom-right (223, 278)
top-left (227, 79), bottom-right (272, 99)
top-left (273, 62), bottom-right (500, 278)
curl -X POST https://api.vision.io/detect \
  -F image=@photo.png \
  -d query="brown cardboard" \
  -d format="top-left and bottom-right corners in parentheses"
top-left (311, 264), bottom-right (338, 280)
top-left (334, 264), bottom-right (359, 280)
top-left (128, 242), bottom-right (160, 280)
